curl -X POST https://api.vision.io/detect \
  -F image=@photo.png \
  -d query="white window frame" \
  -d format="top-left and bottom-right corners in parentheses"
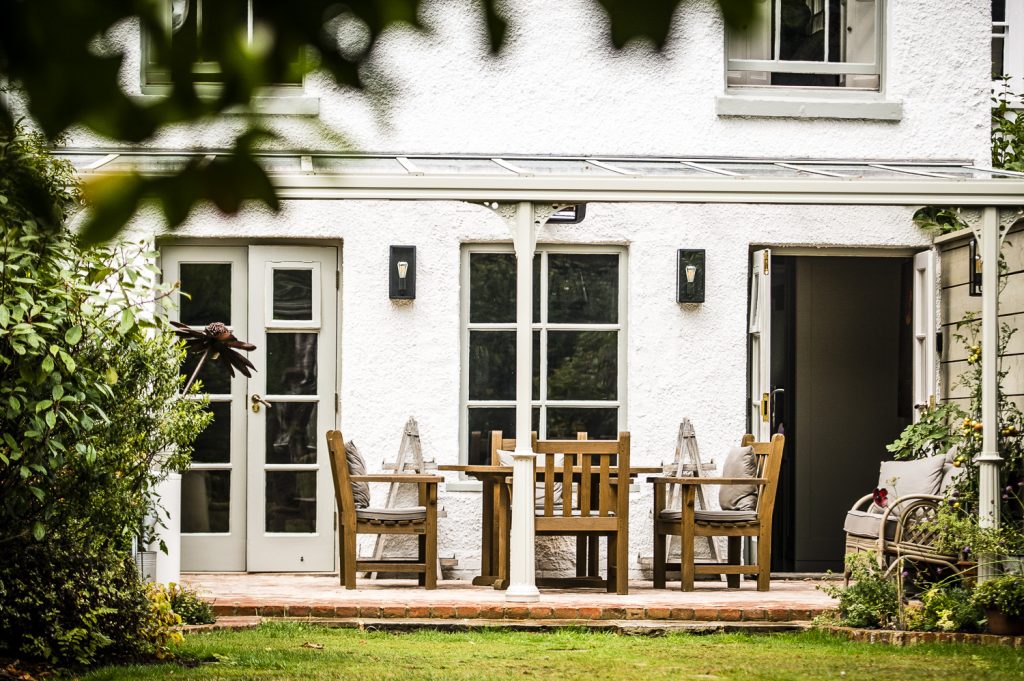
top-left (140, 0), bottom-right (317, 114)
top-left (725, 0), bottom-right (885, 91)
top-left (457, 244), bottom-right (628, 472)
top-left (993, 0), bottom-right (1024, 97)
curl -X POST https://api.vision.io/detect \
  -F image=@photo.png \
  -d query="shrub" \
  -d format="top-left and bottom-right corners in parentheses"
top-left (973, 575), bottom-right (1024, 618)
top-left (161, 583), bottom-right (215, 626)
top-left (0, 125), bottom-right (209, 665)
top-left (903, 584), bottom-right (983, 632)
top-left (820, 553), bottom-right (899, 629)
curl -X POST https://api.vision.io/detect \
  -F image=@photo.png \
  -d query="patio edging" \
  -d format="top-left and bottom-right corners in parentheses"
top-left (211, 603), bottom-right (833, 622)
top-left (821, 625), bottom-right (1024, 648)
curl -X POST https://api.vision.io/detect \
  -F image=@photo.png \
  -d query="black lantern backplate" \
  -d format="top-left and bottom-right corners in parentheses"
top-left (389, 245), bottom-right (416, 300)
top-left (677, 249), bottom-right (706, 304)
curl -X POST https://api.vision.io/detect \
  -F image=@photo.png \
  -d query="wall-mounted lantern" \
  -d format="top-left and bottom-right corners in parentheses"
top-left (547, 204), bottom-right (587, 224)
top-left (968, 237), bottom-right (983, 297)
top-left (677, 249), bottom-right (705, 304)
top-left (389, 245), bottom-right (416, 300)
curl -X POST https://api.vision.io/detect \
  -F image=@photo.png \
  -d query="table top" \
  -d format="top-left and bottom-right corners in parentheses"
top-left (438, 464), bottom-right (663, 474)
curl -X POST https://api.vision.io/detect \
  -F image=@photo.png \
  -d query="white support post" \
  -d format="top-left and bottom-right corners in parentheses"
top-left (978, 207), bottom-right (1003, 582)
top-left (506, 201), bottom-right (540, 602)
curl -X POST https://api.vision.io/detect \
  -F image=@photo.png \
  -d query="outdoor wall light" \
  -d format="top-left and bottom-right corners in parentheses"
top-left (547, 204), bottom-right (587, 224)
top-left (389, 245), bottom-right (416, 300)
top-left (969, 237), bottom-right (983, 297)
top-left (677, 249), bottom-right (705, 304)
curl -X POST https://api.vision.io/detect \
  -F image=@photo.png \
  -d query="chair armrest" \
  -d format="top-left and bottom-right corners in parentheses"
top-left (349, 474), bottom-right (443, 483)
top-left (649, 476), bottom-right (768, 486)
top-left (879, 493), bottom-right (944, 524)
top-left (849, 493), bottom-right (875, 512)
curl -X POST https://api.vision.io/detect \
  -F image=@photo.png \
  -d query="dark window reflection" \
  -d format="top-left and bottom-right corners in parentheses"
top-left (469, 253), bottom-right (516, 323)
top-left (547, 331), bottom-right (618, 400)
top-left (267, 333), bottom-right (318, 395)
top-left (266, 402), bottom-right (317, 464)
top-left (771, 0), bottom-right (844, 87)
top-left (179, 263), bottom-right (231, 326)
top-left (547, 254), bottom-right (618, 324)
top-left (191, 401), bottom-right (231, 463)
top-left (547, 408), bottom-right (618, 440)
top-left (266, 471), bottom-right (317, 533)
top-left (467, 407), bottom-right (539, 465)
top-left (180, 348), bottom-right (232, 394)
top-left (181, 470), bottom-right (230, 533)
top-left (469, 331), bottom-right (516, 400)
top-left (273, 269), bottom-right (313, 321)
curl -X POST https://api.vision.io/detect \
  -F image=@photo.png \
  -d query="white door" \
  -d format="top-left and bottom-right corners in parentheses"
top-left (912, 249), bottom-right (937, 420)
top-left (749, 249), bottom-right (772, 441)
top-left (163, 245), bottom-right (338, 572)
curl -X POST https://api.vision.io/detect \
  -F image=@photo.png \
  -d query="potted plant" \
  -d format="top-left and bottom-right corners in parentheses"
top-left (973, 574), bottom-right (1024, 635)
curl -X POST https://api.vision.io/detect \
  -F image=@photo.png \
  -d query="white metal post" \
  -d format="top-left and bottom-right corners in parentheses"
top-left (506, 201), bottom-right (540, 602)
top-left (978, 207), bottom-right (1003, 582)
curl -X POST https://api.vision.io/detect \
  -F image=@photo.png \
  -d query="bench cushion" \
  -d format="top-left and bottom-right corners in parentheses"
top-left (870, 454), bottom-right (945, 513)
top-left (720, 445), bottom-right (758, 511)
top-left (659, 509), bottom-right (757, 523)
top-left (345, 439), bottom-right (371, 509)
top-left (356, 506), bottom-right (427, 522)
top-left (498, 450), bottom-right (564, 505)
top-left (843, 509), bottom-right (898, 541)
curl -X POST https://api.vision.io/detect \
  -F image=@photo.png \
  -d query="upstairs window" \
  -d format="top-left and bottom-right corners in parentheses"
top-left (145, 0), bottom-right (303, 88)
top-left (993, 0), bottom-right (1024, 91)
top-left (727, 0), bottom-right (882, 90)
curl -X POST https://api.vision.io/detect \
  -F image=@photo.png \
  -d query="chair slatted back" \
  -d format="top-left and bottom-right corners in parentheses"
top-left (741, 433), bottom-right (785, 522)
top-left (326, 430), bottom-right (356, 518)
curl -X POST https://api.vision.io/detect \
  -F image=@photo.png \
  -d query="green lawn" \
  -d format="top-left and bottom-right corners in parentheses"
top-left (75, 623), bottom-right (1023, 681)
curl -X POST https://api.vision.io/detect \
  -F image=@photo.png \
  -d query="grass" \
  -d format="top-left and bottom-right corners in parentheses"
top-left (74, 623), bottom-right (1024, 681)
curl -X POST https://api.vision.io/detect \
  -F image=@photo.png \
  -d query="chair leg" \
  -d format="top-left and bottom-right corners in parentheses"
top-left (338, 527), bottom-right (347, 587)
top-left (343, 528), bottom-right (358, 590)
top-left (425, 529), bottom-right (438, 590)
top-left (727, 537), bottom-right (741, 589)
top-left (576, 537), bottom-right (587, 577)
top-left (418, 534), bottom-right (427, 586)
top-left (606, 534), bottom-right (616, 593)
top-left (680, 534), bottom-right (695, 592)
top-left (756, 533), bottom-right (772, 592)
top-left (653, 527), bottom-right (667, 589)
top-left (616, 531), bottom-right (628, 595)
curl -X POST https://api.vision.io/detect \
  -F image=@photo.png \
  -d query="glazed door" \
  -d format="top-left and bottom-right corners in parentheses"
top-left (164, 245), bottom-right (338, 572)
top-left (749, 248), bottom-right (772, 441)
top-left (912, 250), bottom-right (937, 420)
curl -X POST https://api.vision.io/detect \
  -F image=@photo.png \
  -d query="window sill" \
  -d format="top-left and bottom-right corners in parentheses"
top-left (445, 480), bottom-right (483, 492)
top-left (132, 91), bottom-right (320, 116)
top-left (716, 93), bottom-right (902, 121)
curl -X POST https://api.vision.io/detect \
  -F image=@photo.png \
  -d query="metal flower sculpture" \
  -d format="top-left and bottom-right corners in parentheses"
top-left (172, 321), bottom-right (257, 394)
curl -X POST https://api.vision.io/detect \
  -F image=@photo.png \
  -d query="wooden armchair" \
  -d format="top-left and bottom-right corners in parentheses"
top-left (326, 430), bottom-right (441, 589)
top-left (493, 431), bottom-right (631, 595)
top-left (651, 433), bottom-right (785, 592)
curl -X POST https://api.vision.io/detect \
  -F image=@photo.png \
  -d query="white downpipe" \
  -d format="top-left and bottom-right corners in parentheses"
top-left (978, 207), bottom-right (1002, 582)
top-left (506, 201), bottom-right (540, 602)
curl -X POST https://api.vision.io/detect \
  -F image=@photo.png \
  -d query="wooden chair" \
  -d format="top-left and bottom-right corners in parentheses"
top-left (651, 433), bottom-right (784, 592)
top-left (326, 430), bottom-right (441, 589)
top-left (493, 431), bottom-right (631, 595)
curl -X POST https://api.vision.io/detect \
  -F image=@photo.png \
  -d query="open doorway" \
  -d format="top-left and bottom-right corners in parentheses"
top-left (759, 254), bottom-right (915, 572)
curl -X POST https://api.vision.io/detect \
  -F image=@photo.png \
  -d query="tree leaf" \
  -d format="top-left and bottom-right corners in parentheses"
top-left (32, 522), bottom-right (45, 541)
top-left (0, 305), bottom-right (8, 327)
top-left (118, 308), bottom-right (135, 335)
top-left (41, 355), bottom-right (54, 373)
top-left (65, 325), bottom-right (82, 345)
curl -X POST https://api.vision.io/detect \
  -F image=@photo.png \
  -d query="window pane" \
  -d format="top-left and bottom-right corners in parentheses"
top-left (266, 471), bottom-right (317, 533)
top-left (469, 331), bottom-right (516, 400)
top-left (273, 269), bottom-right (313, 321)
top-left (198, 0), bottom-right (248, 62)
top-left (181, 348), bottom-right (232, 394)
top-left (191, 401), bottom-right (231, 463)
top-left (179, 263), bottom-right (231, 326)
top-left (469, 253), bottom-right (515, 323)
top-left (547, 331), bottom-right (618, 400)
top-left (466, 407), bottom-right (539, 465)
top-left (547, 254), bottom-right (618, 323)
top-left (181, 470), bottom-right (230, 533)
top-left (546, 408), bottom-right (618, 441)
top-left (266, 333), bottom-right (318, 395)
top-left (266, 402), bottom-right (317, 464)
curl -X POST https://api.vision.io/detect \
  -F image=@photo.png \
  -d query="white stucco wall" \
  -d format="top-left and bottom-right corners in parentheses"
top-left (65, 0), bottom-right (991, 164)
top-left (155, 199), bottom-right (931, 577)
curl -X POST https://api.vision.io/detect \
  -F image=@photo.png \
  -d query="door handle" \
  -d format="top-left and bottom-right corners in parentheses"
top-left (250, 394), bottom-right (272, 413)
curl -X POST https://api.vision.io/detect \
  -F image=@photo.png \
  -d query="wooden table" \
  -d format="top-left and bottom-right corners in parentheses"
top-left (439, 464), bottom-right (662, 588)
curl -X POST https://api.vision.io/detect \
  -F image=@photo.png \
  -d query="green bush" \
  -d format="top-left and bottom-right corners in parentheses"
top-left (903, 584), bottom-right (983, 632)
top-left (973, 575), bottom-right (1024, 618)
top-left (821, 553), bottom-right (899, 629)
top-left (163, 583), bottom-right (215, 625)
top-left (0, 125), bottom-right (210, 665)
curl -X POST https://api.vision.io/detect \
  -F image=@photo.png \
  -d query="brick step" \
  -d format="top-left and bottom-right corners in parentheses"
top-left (212, 602), bottom-right (832, 622)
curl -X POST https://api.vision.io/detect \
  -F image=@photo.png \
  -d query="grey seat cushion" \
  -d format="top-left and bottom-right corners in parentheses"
top-left (720, 445), bottom-right (758, 511)
top-left (659, 509), bottom-right (757, 523)
top-left (844, 509), bottom-right (898, 541)
top-left (870, 454), bottom-right (946, 513)
top-left (356, 506), bottom-right (427, 522)
top-left (345, 440), bottom-right (371, 509)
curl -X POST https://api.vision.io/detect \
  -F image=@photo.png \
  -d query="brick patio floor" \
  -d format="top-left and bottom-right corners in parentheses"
top-left (183, 573), bottom-right (837, 623)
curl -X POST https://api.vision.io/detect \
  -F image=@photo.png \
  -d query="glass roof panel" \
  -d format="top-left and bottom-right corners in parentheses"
top-left (60, 154), bottom-right (112, 169)
top-left (257, 156), bottom-right (303, 173)
top-left (702, 162), bottom-right (814, 178)
top-left (101, 155), bottom-right (193, 173)
top-left (789, 164), bottom-right (914, 179)
top-left (313, 157), bottom-right (407, 174)
top-left (506, 160), bottom-right (617, 176)
top-left (409, 157), bottom-right (515, 175)
top-left (888, 165), bottom-right (1015, 179)
top-left (601, 161), bottom-right (713, 177)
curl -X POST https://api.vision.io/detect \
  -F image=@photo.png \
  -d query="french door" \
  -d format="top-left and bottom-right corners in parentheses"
top-left (163, 245), bottom-right (338, 572)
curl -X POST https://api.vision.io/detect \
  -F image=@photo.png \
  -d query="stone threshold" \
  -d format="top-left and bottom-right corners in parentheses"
top-left (212, 603), bottom-right (830, 622)
top-left (823, 625), bottom-right (1024, 648)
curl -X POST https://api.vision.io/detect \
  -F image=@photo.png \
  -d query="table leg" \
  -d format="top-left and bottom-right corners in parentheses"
top-left (472, 478), bottom-right (498, 586)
